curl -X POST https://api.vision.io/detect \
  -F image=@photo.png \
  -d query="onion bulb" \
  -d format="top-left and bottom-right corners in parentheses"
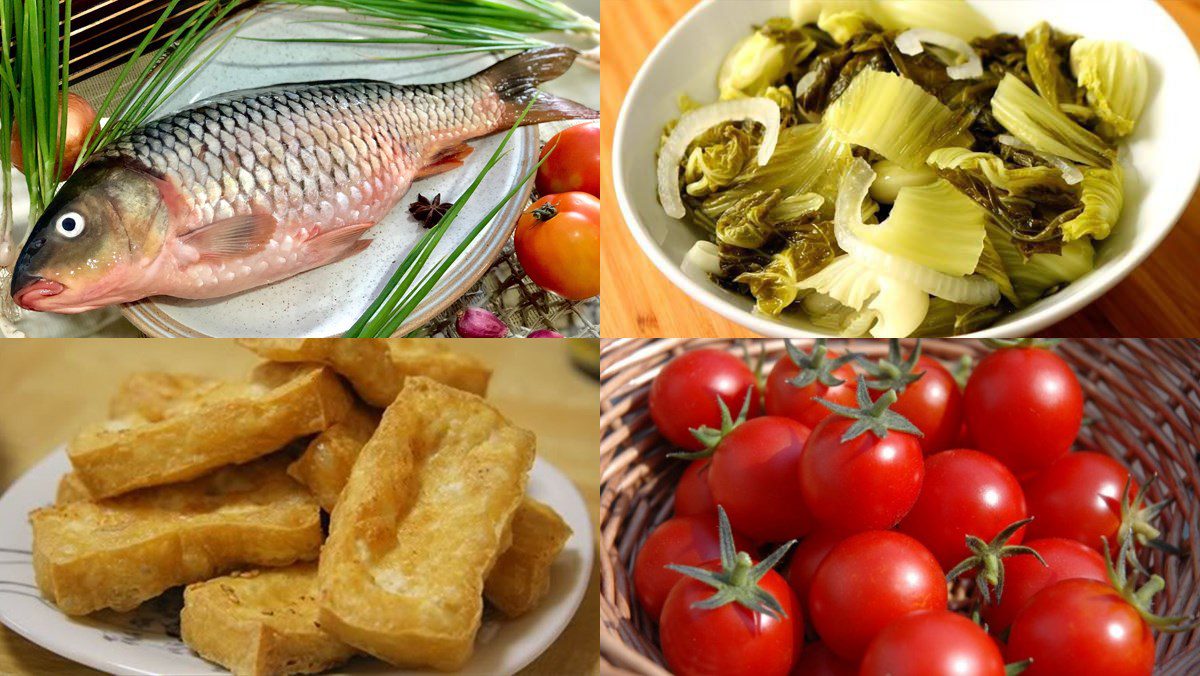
top-left (10, 92), bottom-right (96, 181)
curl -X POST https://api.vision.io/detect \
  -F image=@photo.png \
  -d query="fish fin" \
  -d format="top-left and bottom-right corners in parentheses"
top-left (307, 222), bottom-right (374, 259)
top-left (332, 238), bottom-right (372, 263)
top-left (415, 143), bottom-right (475, 179)
top-left (480, 47), bottom-right (598, 127)
top-left (182, 213), bottom-right (276, 260)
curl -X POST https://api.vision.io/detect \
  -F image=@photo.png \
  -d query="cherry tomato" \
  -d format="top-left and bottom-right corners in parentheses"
top-left (675, 460), bottom-right (716, 516)
top-left (764, 341), bottom-right (858, 429)
top-left (788, 641), bottom-right (856, 676)
top-left (963, 346), bottom-right (1082, 478)
top-left (710, 416), bottom-right (813, 542)
top-left (632, 515), bottom-right (754, 620)
top-left (807, 531), bottom-right (947, 661)
top-left (649, 350), bottom-right (761, 451)
top-left (898, 449), bottom-right (1027, 570)
top-left (884, 357), bottom-right (963, 455)
top-left (1023, 451), bottom-right (1134, 554)
top-left (980, 537), bottom-right (1108, 633)
top-left (1007, 579), bottom-right (1154, 676)
top-left (860, 610), bottom-right (1004, 676)
top-left (784, 530), bottom-right (842, 618)
top-left (514, 192), bottom-right (599, 300)
top-left (798, 414), bottom-right (924, 533)
top-left (535, 121), bottom-right (599, 197)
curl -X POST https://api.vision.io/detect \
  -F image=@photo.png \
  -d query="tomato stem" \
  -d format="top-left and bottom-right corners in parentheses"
top-left (856, 339), bottom-right (925, 393)
top-left (783, 338), bottom-right (855, 389)
top-left (1004, 659), bottom-right (1033, 675)
top-left (946, 517), bottom-right (1041, 605)
top-left (816, 380), bottom-right (923, 442)
top-left (531, 202), bottom-right (558, 221)
top-left (1102, 532), bottom-right (1199, 632)
top-left (670, 390), bottom-right (753, 460)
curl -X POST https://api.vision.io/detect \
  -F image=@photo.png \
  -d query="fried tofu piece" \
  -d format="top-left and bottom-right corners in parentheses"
top-left (68, 364), bottom-right (353, 498)
top-left (31, 456), bottom-right (322, 615)
top-left (484, 497), bottom-right (573, 617)
top-left (318, 377), bottom-right (535, 670)
top-left (286, 400), bottom-right (380, 512)
top-left (108, 372), bottom-right (218, 422)
top-left (181, 564), bottom-right (357, 676)
top-left (237, 338), bottom-right (491, 406)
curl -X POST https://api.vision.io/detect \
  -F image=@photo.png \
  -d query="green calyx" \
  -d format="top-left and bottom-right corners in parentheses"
top-left (952, 354), bottom-right (974, 390)
top-left (1103, 532), bottom-right (1198, 632)
top-left (817, 380), bottom-right (923, 442)
top-left (1005, 659), bottom-right (1034, 676)
top-left (981, 338), bottom-right (1063, 349)
top-left (946, 518), bottom-right (1043, 605)
top-left (669, 390), bottom-right (753, 461)
top-left (783, 338), bottom-right (857, 389)
top-left (1115, 475), bottom-right (1180, 571)
top-left (856, 339), bottom-right (926, 394)
top-left (665, 506), bottom-right (795, 619)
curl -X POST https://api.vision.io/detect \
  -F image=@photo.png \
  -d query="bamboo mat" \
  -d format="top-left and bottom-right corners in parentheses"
top-left (601, 0), bottom-right (1200, 338)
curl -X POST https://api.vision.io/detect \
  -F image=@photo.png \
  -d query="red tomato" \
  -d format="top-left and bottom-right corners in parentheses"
top-left (963, 346), bottom-right (1082, 478)
top-left (980, 537), bottom-right (1108, 633)
top-left (860, 610), bottom-right (1004, 676)
top-left (649, 350), bottom-right (761, 451)
top-left (798, 416), bottom-right (924, 533)
top-left (710, 417), bottom-right (813, 542)
top-left (764, 341), bottom-right (859, 429)
top-left (1023, 451), bottom-right (1134, 554)
top-left (884, 357), bottom-right (963, 455)
top-left (514, 192), bottom-right (600, 300)
top-left (1007, 579), bottom-right (1155, 676)
top-left (788, 641), bottom-right (856, 676)
top-left (535, 121), bottom-right (600, 197)
top-left (898, 449), bottom-right (1027, 570)
top-left (675, 460), bottom-right (716, 516)
top-left (785, 531), bottom-right (842, 617)
top-left (807, 531), bottom-right (947, 661)
top-left (632, 515), bottom-right (754, 620)
top-left (660, 559), bottom-right (800, 676)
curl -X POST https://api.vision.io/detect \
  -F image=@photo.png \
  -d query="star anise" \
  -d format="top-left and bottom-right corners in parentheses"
top-left (408, 193), bottom-right (453, 228)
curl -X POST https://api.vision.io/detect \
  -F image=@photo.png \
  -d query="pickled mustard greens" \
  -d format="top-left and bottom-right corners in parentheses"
top-left (654, 0), bottom-right (1150, 336)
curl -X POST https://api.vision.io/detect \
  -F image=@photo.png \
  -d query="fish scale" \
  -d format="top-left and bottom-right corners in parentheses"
top-left (12, 47), bottom-right (597, 313)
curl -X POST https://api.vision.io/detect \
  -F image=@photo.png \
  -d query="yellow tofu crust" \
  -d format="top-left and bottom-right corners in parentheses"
top-left (318, 377), bottom-right (534, 670)
top-left (107, 372), bottom-right (218, 422)
top-left (484, 497), bottom-right (573, 617)
top-left (181, 564), bottom-right (357, 676)
top-left (237, 338), bottom-right (491, 407)
top-left (286, 400), bottom-right (380, 513)
top-left (31, 456), bottom-right (322, 615)
top-left (68, 364), bottom-right (353, 498)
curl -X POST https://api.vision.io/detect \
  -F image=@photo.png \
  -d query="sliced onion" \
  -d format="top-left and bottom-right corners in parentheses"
top-left (834, 158), bottom-right (1000, 305)
top-left (895, 28), bottom-right (983, 80)
top-left (657, 98), bottom-right (782, 219)
top-left (997, 134), bottom-right (1084, 185)
top-left (683, 240), bottom-right (723, 276)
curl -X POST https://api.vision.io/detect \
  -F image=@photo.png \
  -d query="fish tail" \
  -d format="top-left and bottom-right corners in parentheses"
top-left (480, 46), bottom-right (598, 127)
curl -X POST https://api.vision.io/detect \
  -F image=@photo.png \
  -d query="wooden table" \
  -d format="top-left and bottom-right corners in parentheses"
top-left (601, 0), bottom-right (1200, 338)
top-left (0, 339), bottom-right (600, 676)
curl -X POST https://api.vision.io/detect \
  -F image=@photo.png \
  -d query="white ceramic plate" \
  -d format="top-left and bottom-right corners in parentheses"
top-left (121, 5), bottom-right (539, 337)
top-left (0, 450), bottom-right (593, 676)
top-left (613, 0), bottom-right (1200, 337)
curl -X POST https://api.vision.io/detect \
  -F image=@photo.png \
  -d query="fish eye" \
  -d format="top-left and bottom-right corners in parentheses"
top-left (55, 211), bottom-right (85, 238)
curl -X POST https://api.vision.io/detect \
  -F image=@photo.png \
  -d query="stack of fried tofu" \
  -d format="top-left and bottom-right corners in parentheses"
top-left (29, 338), bottom-right (573, 676)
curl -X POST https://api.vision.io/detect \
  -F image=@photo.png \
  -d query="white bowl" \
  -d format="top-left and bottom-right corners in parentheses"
top-left (613, 0), bottom-right (1200, 337)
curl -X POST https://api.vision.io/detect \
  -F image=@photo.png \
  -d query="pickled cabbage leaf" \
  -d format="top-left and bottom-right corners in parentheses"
top-left (988, 222), bottom-right (1095, 304)
top-left (991, 73), bottom-right (1113, 167)
top-left (797, 255), bottom-right (930, 337)
top-left (699, 123), bottom-right (853, 220)
top-left (869, 159), bottom-right (937, 203)
top-left (825, 70), bottom-right (968, 169)
top-left (855, 178), bottom-right (988, 275)
top-left (791, 0), bottom-right (993, 42)
top-left (714, 190), bottom-right (825, 249)
top-left (928, 147), bottom-right (1083, 254)
top-left (912, 298), bottom-right (1005, 336)
top-left (719, 18), bottom-right (817, 99)
top-left (1059, 165), bottom-right (1123, 241)
top-left (1025, 22), bottom-right (1079, 108)
top-left (818, 9), bottom-right (879, 43)
top-left (1070, 39), bottom-right (1149, 139)
top-left (683, 124), bottom-right (755, 198)
top-left (795, 30), bottom-right (891, 115)
top-left (734, 218), bottom-right (839, 315)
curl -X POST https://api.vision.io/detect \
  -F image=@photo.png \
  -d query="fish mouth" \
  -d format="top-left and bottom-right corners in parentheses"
top-left (12, 278), bottom-right (67, 311)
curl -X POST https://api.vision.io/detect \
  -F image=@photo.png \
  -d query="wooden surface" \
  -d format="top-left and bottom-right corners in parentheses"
top-left (601, 0), bottom-right (1200, 338)
top-left (0, 339), bottom-right (600, 676)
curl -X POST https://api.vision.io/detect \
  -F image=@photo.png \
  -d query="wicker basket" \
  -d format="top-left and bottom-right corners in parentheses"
top-left (600, 339), bottom-right (1200, 676)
